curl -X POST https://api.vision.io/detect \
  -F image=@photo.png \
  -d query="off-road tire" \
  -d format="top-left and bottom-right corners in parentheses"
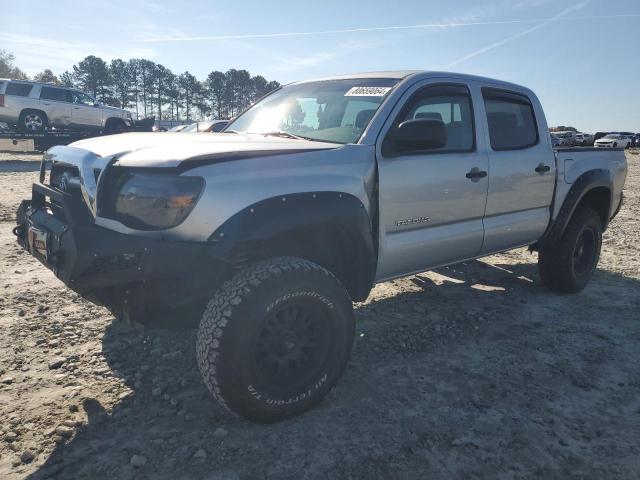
top-left (19, 110), bottom-right (48, 132)
top-left (538, 207), bottom-right (602, 293)
top-left (196, 257), bottom-right (355, 423)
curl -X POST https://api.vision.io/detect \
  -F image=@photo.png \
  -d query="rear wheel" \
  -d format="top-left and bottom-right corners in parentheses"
top-left (538, 207), bottom-right (602, 293)
top-left (196, 257), bottom-right (355, 423)
top-left (19, 110), bottom-right (48, 132)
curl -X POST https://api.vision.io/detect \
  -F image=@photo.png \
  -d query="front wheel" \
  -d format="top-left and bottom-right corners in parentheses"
top-left (196, 257), bottom-right (355, 423)
top-left (538, 207), bottom-right (602, 293)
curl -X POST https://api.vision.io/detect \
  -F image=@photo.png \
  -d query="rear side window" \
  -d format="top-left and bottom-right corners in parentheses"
top-left (483, 88), bottom-right (538, 150)
top-left (5, 82), bottom-right (33, 97)
top-left (40, 87), bottom-right (71, 102)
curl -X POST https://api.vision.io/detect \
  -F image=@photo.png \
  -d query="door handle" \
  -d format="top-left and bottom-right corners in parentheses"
top-left (465, 167), bottom-right (487, 181)
top-left (535, 163), bottom-right (551, 173)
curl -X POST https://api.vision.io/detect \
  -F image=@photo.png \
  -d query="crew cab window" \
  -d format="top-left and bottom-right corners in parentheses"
top-left (483, 88), bottom-right (538, 150)
top-left (386, 84), bottom-right (475, 154)
top-left (40, 87), bottom-right (71, 102)
top-left (5, 83), bottom-right (33, 97)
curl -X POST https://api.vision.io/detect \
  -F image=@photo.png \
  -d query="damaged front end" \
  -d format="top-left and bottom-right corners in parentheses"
top-left (14, 146), bottom-right (229, 325)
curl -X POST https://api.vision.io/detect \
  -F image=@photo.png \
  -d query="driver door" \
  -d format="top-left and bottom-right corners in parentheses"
top-left (70, 91), bottom-right (102, 129)
top-left (375, 81), bottom-right (489, 280)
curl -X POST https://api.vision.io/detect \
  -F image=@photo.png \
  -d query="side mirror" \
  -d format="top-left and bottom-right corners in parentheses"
top-left (393, 118), bottom-right (447, 151)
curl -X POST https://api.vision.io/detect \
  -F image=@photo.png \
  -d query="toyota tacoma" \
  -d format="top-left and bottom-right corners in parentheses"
top-left (14, 71), bottom-right (627, 423)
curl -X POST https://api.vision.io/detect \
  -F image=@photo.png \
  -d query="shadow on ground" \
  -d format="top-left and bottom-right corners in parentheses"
top-left (27, 260), bottom-right (640, 480)
top-left (0, 160), bottom-right (41, 173)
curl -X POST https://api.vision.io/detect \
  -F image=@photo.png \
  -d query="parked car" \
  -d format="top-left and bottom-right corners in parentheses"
top-left (594, 134), bottom-right (631, 148)
top-left (0, 79), bottom-right (133, 133)
top-left (593, 132), bottom-right (609, 142)
top-left (574, 132), bottom-right (594, 146)
top-left (15, 71), bottom-right (627, 423)
top-left (180, 120), bottom-right (228, 133)
top-left (632, 133), bottom-right (640, 147)
top-left (167, 124), bottom-right (189, 132)
top-left (553, 131), bottom-right (576, 146)
top-left (550, 133), bottom-right (561, 147)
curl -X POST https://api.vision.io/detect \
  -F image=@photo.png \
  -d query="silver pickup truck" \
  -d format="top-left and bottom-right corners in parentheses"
top-left (14, 71), bottom-right (627, 423)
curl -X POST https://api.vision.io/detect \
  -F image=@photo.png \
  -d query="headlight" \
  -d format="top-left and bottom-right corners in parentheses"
top-left (105, 172), bottom-right (204, 230)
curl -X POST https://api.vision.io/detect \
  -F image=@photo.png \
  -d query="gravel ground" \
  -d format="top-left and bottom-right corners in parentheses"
top-left (1, 150), bottom-right (639, 479)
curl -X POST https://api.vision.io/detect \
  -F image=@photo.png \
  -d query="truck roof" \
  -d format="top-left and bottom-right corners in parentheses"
top-left (292, 70), bottom-right (534, 94)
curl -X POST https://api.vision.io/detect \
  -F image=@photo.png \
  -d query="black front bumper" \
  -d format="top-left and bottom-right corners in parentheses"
top-left (15, 183), bottom-right (227, 307)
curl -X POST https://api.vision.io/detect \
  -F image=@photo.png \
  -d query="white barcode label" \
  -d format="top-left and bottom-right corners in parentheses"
top-left (344, 86), bottom-right (392, 97)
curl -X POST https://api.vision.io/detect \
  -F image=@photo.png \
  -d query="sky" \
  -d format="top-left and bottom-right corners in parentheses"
top-left (2, 0), bottom-right (640, 132)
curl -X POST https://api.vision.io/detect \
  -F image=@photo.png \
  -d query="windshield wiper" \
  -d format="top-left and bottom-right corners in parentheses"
top-left (260, 131), bottom-right (309, 140)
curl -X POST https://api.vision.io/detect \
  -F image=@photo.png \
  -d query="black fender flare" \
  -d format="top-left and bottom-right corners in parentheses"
top-left (209, 192), bottom-right (376, 301)
top-left (538, 169), bottom-right (612, 247)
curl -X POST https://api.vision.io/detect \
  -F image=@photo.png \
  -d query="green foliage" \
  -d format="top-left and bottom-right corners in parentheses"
top-left (60, 71), bottom-right (75, 88)
top-left (0, 49), bottom-right (28, 80)
top-left (72, 55), bottom-right (111, 100)
top-left (549, 126), bottom-right (578, 132)
top-left (33, 69), bottom-right (60, 84)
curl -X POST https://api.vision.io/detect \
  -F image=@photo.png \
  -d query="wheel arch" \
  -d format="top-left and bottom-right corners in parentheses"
top-left (104, 117), bottom-right (126, 131)
top-left (19, 108), bottom-right (49, 126)
top-left (209, 192), bottom-right (377, 302)
top-left (538, 169), bottom-right (612, 247)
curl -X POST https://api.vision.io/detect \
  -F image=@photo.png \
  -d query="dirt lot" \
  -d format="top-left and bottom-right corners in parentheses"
top-left (1, 150), bottom-right (639, 479)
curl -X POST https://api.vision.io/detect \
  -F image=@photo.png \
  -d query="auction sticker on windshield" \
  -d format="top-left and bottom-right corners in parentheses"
top-left (344, 86), bottom-right (392, 96)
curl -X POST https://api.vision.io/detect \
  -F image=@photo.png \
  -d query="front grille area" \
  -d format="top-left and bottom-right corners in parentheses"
top-left (82, 252), bottom-right (144, 276)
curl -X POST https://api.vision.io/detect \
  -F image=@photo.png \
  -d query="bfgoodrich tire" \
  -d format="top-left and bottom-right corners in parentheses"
top-left (538, 207), bottom-right (602, 293)
top-left (196, 257), bottom-right (355, 423)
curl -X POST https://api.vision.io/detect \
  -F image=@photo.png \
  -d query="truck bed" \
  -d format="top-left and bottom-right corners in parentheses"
top-left (553, 147), bottom-right (627, 221)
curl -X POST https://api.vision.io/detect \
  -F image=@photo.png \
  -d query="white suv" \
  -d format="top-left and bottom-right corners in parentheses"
top-left (0, 79), bottom-right (133, 132)
top-left (574, 132), bottom-right (594, 146)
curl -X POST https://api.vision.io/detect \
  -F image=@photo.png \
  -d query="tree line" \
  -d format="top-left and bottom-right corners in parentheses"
top-left (1, 49), bottom-right (280, 121)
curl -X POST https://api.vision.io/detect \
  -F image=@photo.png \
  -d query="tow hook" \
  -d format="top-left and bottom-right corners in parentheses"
top-left (12, 224), bottom-right (24, 238)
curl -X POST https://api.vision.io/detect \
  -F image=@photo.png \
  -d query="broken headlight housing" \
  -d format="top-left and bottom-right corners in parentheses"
top-left (104, 172), bottom-right (204, 230)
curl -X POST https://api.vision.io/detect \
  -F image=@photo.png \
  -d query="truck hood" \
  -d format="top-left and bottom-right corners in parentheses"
top-left (70, 132), bottom-right (339, 168)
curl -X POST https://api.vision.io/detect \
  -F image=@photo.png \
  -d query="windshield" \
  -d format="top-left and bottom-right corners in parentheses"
top-left (225, 78), bottom-right (400, 144)
top-left (604, 134), bottom-right (619, 139)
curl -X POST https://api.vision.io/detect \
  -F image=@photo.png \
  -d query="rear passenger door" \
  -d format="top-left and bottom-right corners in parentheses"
top-left (39, 86), bottom-right (72, 128)
top-left (376, 82), bottom-right (489, 280)
top-left (479, 87), bottom-right (555, 253)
